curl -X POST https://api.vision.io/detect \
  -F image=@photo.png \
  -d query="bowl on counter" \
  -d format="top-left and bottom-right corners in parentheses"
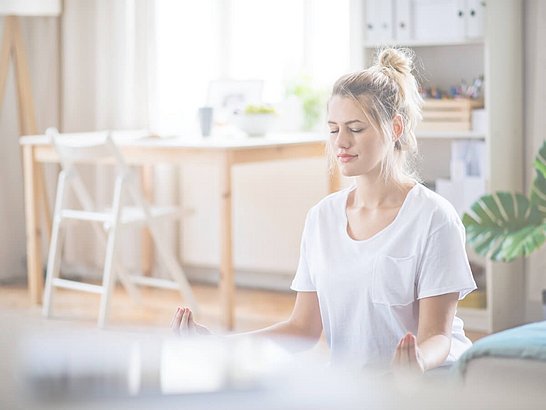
top-left (234, 104), bottom-right (277, 137)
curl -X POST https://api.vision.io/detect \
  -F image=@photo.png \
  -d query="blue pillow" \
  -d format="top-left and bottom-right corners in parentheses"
top-left (452, 321), bottom-right (546, 377)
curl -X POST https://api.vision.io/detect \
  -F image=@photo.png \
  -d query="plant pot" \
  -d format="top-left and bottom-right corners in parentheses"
top-left (234, 113), bottom-right (276, 137)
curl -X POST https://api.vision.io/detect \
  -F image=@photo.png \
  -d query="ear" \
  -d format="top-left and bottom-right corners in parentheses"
top-left (392, 114), bottom-right (404, 142)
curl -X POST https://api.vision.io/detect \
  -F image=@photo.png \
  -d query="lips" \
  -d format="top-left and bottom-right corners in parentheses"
top-left (337, 154), bottom-right (357, 163)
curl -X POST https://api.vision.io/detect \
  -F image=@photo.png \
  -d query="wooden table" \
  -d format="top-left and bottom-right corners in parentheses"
top-left (20, 132), bottom-right (338, 329)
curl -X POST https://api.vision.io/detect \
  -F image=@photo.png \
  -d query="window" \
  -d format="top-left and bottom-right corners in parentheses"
top-left (152, 0), bottom-right (351, 134)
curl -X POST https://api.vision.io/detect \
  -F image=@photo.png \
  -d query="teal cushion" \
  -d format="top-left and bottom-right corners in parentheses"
top-left (453, 321), bottom-right (546, 376)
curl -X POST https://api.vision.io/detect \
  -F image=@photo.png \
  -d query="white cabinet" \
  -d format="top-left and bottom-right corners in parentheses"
top-left (365, 0), bottom-right (485, 45)
top-left (394, 0), bottom-right (412, 42)
top-left (362, 0), bottom-right (524, 333)
top-left (413, 0), bottom-right (466, 41)
top-left (466, 0), bottom-right (486, 38)
top-left (365, 0), bottom-right (394, 44)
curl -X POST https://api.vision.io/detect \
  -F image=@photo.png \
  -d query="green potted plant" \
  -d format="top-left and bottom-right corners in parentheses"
top-left (463, 140), bottom-right (546, 318)
top-left (286, 75), bottom-right (327, 131)
top-left (463, 140), bottom-right (546, 261)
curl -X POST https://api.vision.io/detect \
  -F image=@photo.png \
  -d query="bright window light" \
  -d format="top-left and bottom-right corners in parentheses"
top-left (151, 0), bottom-right (351, 134)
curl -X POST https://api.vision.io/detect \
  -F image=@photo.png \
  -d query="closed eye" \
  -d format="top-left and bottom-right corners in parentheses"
top-left (329, 129), bottom-right (339, 134)
top-left (349, 128), bottom-right (363, 133)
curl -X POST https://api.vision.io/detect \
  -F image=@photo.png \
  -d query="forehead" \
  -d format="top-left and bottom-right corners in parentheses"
top-left (327, 95), bottom-right (369, 122)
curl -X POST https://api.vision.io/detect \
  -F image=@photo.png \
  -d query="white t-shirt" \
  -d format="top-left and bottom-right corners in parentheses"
top-left (291, 183), bottom-right (477, 370)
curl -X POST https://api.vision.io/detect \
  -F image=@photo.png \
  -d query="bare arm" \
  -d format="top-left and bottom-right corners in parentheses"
top-left (171, 291), bottom-right (323, 351)
top-left (238, 291), bottom-right (323, 349)
top-left (392, 292), bottom-right (458, 372)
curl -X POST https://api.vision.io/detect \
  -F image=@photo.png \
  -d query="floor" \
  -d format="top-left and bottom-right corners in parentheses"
top-left (0, 280), bottom-right (296, 334)
top-left (0, 279), bottom-right (486, 340)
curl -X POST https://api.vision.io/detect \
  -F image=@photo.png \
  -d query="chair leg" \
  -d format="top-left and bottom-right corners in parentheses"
top-left (115, 257), bottom-right (141, 303)
top-left (97, 223), bottom-right (121, 328)
top-left (43, 173), bottom-right (68, 318)
top-left (42, 219), bottom-right (65, 317)
top-left (127, 183), bottom-right (198, 311)
top-left (97, 178), bottom-right (124, 328)
top-left (90, 222), bottom-right (141, 303)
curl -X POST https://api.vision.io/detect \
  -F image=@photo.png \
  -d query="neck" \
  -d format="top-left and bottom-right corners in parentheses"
top-left (351, 174), bottom-right (413, 209)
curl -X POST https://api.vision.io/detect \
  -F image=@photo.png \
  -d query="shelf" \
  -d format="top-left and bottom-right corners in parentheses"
top-left (416, 131), bottom-right (485, 140)
top-left (364, 38), bottom-right (485, 49)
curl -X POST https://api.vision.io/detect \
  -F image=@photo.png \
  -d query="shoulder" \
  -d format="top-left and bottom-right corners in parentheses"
top-left (410, 184), bottom-right (463, 233)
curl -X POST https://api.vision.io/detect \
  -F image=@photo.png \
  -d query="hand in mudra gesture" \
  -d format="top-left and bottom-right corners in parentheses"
top-left (391, 332), bottom-right (425, 374)
top-left (171, 307), bottom-right (211, 336)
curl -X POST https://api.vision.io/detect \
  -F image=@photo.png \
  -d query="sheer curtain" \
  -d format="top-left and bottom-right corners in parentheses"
top-left (61, 0), bottom-right (154, 275)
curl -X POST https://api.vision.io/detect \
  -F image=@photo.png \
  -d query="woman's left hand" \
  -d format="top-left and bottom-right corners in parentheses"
top-left (391, 332), bottom-right (425, 374)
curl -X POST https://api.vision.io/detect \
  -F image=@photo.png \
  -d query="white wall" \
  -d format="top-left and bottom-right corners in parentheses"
top-left (0, 16), bottom-right (59, 280)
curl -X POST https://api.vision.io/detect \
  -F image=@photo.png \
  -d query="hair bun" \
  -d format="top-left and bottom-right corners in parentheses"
top-left (377, 48), bottom-right (413, 75)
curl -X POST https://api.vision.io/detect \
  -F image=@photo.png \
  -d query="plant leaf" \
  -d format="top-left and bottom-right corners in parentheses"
top-left (534, 140), bottom-right (546, 179)
top-left (500, 224), bottom-right (546, 262)
top-left (463, 141), bottom-right (546, 262)
top-left (463, 192), bottom-right (542, 261)
top-left (531, 164), bottom-right (546, 218)
top-left (496, 192), bottom-right (516, 224)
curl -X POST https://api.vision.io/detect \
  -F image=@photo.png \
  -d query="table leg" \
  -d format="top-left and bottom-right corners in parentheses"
top-left (36, 164), bottom-right (52, 241)
top-left (141, 165), bottom-right (154, 275)
top-left (23, 145), bottom-right (43, 304)
top-left (219, 154), bottom-right (235, 330)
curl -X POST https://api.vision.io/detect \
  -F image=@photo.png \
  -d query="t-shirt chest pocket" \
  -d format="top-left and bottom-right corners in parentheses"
top-left (372, 255), bottom-right (417, 306)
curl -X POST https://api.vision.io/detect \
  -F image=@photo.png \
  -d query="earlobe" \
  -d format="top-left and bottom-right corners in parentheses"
top-left (392, 114), bottom-right (404, 142)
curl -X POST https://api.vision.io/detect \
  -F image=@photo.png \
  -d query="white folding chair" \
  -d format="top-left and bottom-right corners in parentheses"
top-left (42, 127), bottom-right (197, 327)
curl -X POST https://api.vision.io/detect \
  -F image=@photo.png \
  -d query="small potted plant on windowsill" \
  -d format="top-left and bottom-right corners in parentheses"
top-left (463, 140), bottom-right (546, 318)
top-left (234, 104), bottom-right (277, 137)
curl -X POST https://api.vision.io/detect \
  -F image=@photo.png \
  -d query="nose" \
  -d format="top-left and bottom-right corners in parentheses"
top-left (334, 127), bottom-right (352, 149)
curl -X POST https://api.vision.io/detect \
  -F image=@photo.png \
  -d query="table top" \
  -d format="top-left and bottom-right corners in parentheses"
top-left (20, 131), bottom-right (327, 150)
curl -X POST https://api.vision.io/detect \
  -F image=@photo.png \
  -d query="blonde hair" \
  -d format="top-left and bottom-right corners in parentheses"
top-left (328, 47), bottom-right (423, 184)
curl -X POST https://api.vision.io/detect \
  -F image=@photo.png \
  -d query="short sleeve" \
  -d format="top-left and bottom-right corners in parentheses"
top-left (417, 219), bottom-right (477, 300)
top-left (290, 210), bottom-right (316, 292)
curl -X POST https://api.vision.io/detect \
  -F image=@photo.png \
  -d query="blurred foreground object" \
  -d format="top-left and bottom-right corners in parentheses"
top-left (3, 310), bottom-right (546, 409)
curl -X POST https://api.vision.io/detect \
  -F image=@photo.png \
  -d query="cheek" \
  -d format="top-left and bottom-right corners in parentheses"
top-left (360, 134), bottom-right (386, 154)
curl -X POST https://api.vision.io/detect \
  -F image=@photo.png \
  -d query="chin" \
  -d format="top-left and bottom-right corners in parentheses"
top-left (338, 163), bottom-right (379, 178)
top-left (340, 169), bottom-right (358, 177)
top-left (337, 161), bottom-right (359, 175)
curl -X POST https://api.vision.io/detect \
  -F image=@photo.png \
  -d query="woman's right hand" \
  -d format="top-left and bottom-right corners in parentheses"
top-left (171, 306), bottom-right (211, 336)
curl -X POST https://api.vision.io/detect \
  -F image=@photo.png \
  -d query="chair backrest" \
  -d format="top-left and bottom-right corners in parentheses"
top-left (46, 127), bottom-right (145, 213)
top-left (46, 128), bottom-right (128, 173)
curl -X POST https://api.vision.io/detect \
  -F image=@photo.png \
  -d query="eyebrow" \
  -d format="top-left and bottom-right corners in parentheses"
top-left (327, 120), bottom-right (365, 125)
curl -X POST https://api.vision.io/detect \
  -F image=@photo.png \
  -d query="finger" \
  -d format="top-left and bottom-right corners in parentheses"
top-left (402, 334), bottom-right (411, 366)
top-left (171, 307), bottom-right (184, 335)
top-left (407, 335), bottom-right (418, 367)
top-left (170, 306), bottom-right (181, 328)
top-left (180, 308), bottom-right (191, 334)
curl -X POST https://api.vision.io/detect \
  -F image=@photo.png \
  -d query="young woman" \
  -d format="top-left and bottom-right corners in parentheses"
top-left (171, 47), bottom-right (476, 373)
